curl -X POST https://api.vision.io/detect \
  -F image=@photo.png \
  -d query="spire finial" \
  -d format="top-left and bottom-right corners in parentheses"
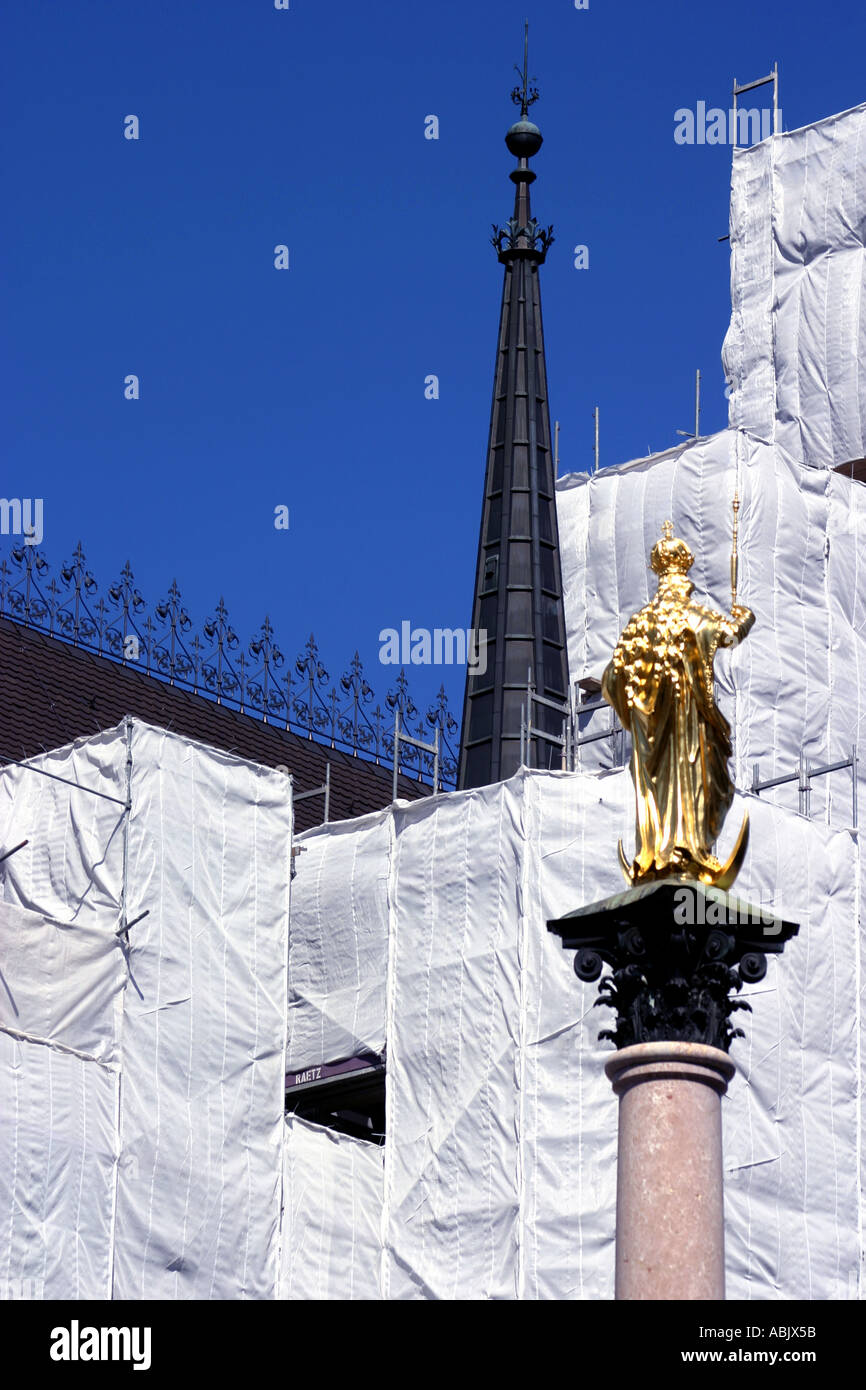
top-left (510, 20), bottom-right (539, 118)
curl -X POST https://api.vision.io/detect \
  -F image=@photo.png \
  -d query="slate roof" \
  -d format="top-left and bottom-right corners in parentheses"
top-left (0, 618), bottom-right (429, 831)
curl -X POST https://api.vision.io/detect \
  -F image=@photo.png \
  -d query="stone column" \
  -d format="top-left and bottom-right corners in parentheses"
top-left (604, 1041), bottom-right (735, 1301)
top-left (548, 879), bottom-right (798, 1302)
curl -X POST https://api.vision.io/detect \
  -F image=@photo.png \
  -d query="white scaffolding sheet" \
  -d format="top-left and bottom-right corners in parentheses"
top-left (723, 101), bottom-right (866, 471)
top-left (288, 808), bottom-right (391, 1073)
top-left (0, 732), bottom-right (126, 1300)
top-left (280, 1115), bottom-right (383, 1300)
top-left (0, 720), bottom-right (292, 1300)
top-left (114, 722), bottom-right (292, 1299)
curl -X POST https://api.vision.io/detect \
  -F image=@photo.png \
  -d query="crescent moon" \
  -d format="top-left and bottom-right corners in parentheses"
top-left (617, 839), bottom-right (633, 884)
top-left (714, 813), bottom-right (750, 891)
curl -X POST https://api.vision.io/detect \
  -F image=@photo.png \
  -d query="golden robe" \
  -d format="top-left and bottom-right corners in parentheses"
top-left (602, 579), bottom-right (754, 883)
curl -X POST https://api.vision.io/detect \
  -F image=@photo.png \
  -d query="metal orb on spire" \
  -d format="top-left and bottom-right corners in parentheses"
top-left (506, 21), bottom-right (543, 160)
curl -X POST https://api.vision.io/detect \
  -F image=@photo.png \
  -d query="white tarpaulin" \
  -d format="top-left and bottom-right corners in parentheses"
top-left (0, 719), bottom-right (292, 1300)
top-left (114, 722), bottom-right (291, 1300)
top-left (0, 730), bottom-right (126, 1300)
top-left (723, 101), bottom-right (866, 471)
top-left (280, 1114), bottom-right (383, 1300)
top-left (0, 1027), bottom-right (119, 1301)
top-left (287, 808), bottom-right (391, 1074)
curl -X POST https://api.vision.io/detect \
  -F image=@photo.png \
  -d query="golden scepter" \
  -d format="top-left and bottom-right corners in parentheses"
top-left (731, 489), bottom-right (740, 608)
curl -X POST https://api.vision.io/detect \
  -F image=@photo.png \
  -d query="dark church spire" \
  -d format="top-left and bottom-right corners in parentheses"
top-left (458, 27), bottom-right (570, 790)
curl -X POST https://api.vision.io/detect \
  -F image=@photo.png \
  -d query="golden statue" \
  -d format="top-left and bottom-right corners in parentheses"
top-left (601, 517), bottom-right (754, 889)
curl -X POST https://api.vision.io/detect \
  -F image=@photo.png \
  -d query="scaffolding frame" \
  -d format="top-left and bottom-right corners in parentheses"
top-left (519, 672), bottom-right (626, 772)
top-left (752, 746), bottom-right (859, 828)
top-left (732, 64), bottom-right (780, 146)
top-left (392, 712), bottom-right (440, 801)
top-left (294, 762), bottom-right (331, 825)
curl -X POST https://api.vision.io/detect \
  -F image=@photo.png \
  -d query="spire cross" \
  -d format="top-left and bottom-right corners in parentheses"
top-left (662, 520), bottom-right (674, 541)
top-left (511, 21), bottom-right (539, 117)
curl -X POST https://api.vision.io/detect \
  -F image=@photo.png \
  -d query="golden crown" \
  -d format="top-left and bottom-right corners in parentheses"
top-left (650, 520), bottom-right (694, 576)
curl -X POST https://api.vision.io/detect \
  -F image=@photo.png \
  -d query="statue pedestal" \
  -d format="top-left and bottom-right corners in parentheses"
top-left (605, 1042), bottom-right (734, 1301)
top-left (548, 879), bottom-right (799, 1301)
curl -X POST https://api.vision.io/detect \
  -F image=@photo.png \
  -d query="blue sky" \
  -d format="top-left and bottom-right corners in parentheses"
top-left (4, 0), bottom-right (864, 733)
